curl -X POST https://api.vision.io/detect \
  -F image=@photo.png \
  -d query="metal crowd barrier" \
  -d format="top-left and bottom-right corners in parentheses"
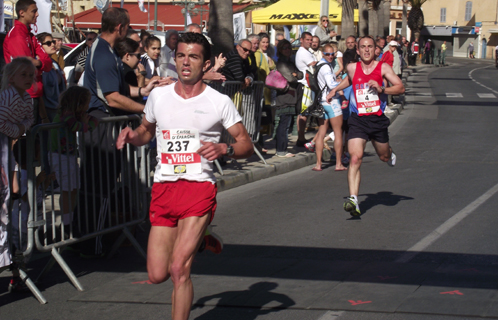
top-left (1, 115), bottom-right (149, 304)
top-left (209, 81), bottom-right (267, 174)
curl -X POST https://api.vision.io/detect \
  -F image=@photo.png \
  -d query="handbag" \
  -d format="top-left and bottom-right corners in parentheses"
top-left (265, 70), bottom-right (289, 92)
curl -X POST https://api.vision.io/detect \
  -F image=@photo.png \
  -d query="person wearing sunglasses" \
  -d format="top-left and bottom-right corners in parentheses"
top-left (115, 38), bottom-right (146, 103)
top-left (315, 15), bottom-right (338, 45)
top-left (36, 32), bottom-right (67, 175)
top-left (51, 32), bottom-right (65, 69)
top-left (221, 39), bottom-right (254, 88)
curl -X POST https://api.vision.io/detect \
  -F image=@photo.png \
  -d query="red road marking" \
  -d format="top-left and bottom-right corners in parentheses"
top-left (440, 290), bottom-right (464, 295)
top-left (132, 280), bottom-right (152, 284)
top-left (348, 300), bottom-right (372, 305)
top-left (377, 276), bottom-right (398, 280)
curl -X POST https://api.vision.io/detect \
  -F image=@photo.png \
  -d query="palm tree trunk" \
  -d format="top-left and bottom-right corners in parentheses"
top-left (358, 0), bottom-right (369, 37)
top-left (377, 0), bottom-right (384, 37)
top-left (402, 0), bottom-right (407, 37)
top-left (383, 0), bottom-right (391, 36)
top-left (341, 0), bottom-right (356, 38)
top-left (208, 0), bottom-right (234, 57)
top-left (368, 5), bottom-right (378, 37)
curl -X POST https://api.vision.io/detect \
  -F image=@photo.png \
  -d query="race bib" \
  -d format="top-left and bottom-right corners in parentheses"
top-left (160, 129), bottom-right (201, 175)
top-left (356, 87), bottom-right (381, 115)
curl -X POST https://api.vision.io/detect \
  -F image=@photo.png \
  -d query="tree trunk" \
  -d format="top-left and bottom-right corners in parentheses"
top-left (208, 0), bottom-right (234, 58)
top-left (407, 5), bottom-right (424, 42)
top-left (341, 0), bottom-right (356, 38)
top-left (358, 0), bottom-right (369, 37)
top-left (368, 5), bottom-right (378, 37)
top-left (377, 0), bottom-right (384, 37)
top-left (402, 1), bottom-right (407, 37)
top-left (383, 0), bottom-right (391, 36)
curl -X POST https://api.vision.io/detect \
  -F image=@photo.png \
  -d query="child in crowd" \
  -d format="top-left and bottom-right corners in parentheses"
top-left (0, 57), bottom-right (36, 291)
top-left (49, 86), bottom-right (98, 227)
top-left (140, 35), bottom-right (162, 85)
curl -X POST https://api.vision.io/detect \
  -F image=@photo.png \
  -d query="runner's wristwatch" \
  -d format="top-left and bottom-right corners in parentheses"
top-left (380, 86), bottom-right (385, 94)
top-left (226, 145), bottom-right (235, 157)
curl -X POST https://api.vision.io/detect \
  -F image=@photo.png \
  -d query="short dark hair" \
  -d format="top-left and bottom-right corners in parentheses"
top-left (144, 35), bottom-right (160, 48)
top-left (301, 32), bottom-right (312, 40)
top-left (16, 0), bottom-right (36, 18)
top-left (115, 38), bottom-right (140, 59)
top-left (127, 28), bottom-right (138, 38)
top-left (101, 7), bottom-right (129, 33)
top-left (36, 32), bottom-right (51, 44)
top-left (360, 35), bottom-right (376, 46)
top-left (176, 32), bottom-right (211, 62)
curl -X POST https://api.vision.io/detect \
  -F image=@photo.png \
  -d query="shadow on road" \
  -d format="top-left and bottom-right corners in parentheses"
top-left (358, 191), bottom-right (414, 215)
top-left (193, 281), bottom-right (295, 320)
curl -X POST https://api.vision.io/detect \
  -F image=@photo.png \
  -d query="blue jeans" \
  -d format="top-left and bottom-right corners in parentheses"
top-left (275, 113), bottom-right (293, 154)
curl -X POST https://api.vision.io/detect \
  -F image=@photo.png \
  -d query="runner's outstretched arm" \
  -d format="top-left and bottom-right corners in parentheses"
top-left (381, 63), bottom-right (405, 95)
top-left (116, 117), bottom-right (156, 150)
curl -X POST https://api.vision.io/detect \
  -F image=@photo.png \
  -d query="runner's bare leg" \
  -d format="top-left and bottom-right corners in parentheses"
top-left (347, 138), bottom-right (366, 196)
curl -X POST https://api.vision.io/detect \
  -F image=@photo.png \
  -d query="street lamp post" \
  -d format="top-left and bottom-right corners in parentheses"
top-left (171, 0), bottom-right (205, 31)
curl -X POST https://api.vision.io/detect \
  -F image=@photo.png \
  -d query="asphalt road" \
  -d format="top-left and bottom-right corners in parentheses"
top-left (2, 57), bottom-right (498, 320)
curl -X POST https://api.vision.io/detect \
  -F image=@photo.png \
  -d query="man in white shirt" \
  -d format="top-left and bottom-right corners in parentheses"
top-left (295, 31), bottom-right (317, 146)
top-left (159, 29), bottom-right (179, 79)
top-left (116, 32), bottom-right (253, 320)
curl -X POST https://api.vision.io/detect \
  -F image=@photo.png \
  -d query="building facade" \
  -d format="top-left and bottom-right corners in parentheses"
top-left (421, 0), bottom-right (498, 59)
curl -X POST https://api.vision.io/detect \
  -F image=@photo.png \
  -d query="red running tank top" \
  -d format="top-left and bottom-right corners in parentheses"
top-left (351, 61), bottom-right (386, 116)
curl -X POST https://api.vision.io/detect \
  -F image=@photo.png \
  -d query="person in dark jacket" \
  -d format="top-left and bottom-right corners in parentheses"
top-left (274, 39), bottom-right (303, 157)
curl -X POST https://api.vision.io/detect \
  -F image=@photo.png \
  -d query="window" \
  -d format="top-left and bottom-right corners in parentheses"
top-left (440, 8), bottom-right (446, 23)
top-left (465, 1), bottom-right (472, 21)
top-left (396, 21), bottom-right (402, 35)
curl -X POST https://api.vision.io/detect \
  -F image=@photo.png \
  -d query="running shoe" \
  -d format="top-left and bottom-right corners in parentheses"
top-left (388, 150), bottom-right (396, 167)
top-left (305, 142), bottom-right (316, 152)
top-left (344, 197), bottom-right (361, 217)
top-left (204, 226), bottom-right (223, 254)
top-left (8, 277), bottom-right (28, 293)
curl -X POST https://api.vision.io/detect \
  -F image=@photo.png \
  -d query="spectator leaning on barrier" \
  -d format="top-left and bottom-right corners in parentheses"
top-left (222, 39), bottom-right (254, 86)
top-left (159, 29), bottom-right (179, 79)
top-left (3, 0), bottom-right (52, 124)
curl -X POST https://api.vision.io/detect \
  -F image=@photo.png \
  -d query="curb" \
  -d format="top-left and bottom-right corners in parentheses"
top-left (215, 70), bottom-right (411, 193)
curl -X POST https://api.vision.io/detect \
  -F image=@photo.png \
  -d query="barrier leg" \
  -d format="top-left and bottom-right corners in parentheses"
top-left (51, 247), bottom-right (84, 291)
top-left (252, 144), bottom-right (268, 165)
top-left (214, 159), bottom-right (224, 175)
top-left (19, 268), bottom-right (47, 304)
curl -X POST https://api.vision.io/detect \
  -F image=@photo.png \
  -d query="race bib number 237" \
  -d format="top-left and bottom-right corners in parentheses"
top-left (160, 129), bottom-right (201, 175)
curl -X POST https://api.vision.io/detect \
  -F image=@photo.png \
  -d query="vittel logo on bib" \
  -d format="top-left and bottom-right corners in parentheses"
top-left (269, 13), bottom-right (318, 20)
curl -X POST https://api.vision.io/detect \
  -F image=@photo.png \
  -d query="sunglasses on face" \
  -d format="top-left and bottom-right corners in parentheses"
top-left (240, 46), bottom-right (251, 53)
top-left (282, 46), bottom-right (291, 50)
top-left (129, 53), bottom-right (141, 59)
top-left (87, 37), bottom-right (96, 42)
top-left (323, 52), bottom-right (335, 56)
top-left (322, 19), bottom-right (329, 22)
top-left (42, 40), bottom-right (56, 46)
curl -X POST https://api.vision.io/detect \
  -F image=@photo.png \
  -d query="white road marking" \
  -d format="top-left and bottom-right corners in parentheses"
top-left (477, 93), bottom-right (497, 98)
top-left (316, 311), bottom-right (345, 320)
top-left (415, 92), bottom-right (432, 96)
top-left (469, 66), bottom-right (498, 95)
top-left (446, 93), bottom-right (463, 98)
top-left (396, 182), bottom-right (498, 263)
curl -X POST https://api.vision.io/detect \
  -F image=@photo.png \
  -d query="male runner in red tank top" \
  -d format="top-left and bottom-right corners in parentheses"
top-left (326, 36), bottom-right (405, 217)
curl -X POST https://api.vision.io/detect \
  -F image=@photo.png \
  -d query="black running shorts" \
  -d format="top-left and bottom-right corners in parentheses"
top-left (347, 112), bottom-right (390, 143)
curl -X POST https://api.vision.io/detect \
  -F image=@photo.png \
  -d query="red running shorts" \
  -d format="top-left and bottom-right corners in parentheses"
top-left (149, 180), bottom-right (217, 227)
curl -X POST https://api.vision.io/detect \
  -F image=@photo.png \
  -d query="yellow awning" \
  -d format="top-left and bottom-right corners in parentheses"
top-left (252, 0), bottom-right (359, 25)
